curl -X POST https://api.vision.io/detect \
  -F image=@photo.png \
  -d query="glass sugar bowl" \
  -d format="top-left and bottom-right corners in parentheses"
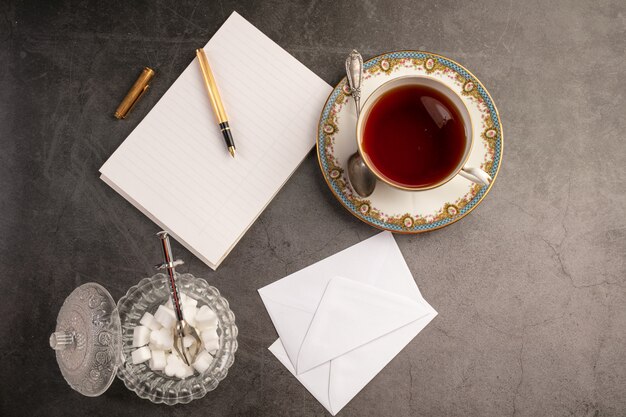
top-left (117, 272), bottom-right (237, 404)
top-left (49, 251), bottom-right (238, 404)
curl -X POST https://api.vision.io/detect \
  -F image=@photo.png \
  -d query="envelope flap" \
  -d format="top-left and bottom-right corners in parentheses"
top-left (295, 276), bottom-right (430, 375)
top-left (259, 294), bottom-right (316, 365)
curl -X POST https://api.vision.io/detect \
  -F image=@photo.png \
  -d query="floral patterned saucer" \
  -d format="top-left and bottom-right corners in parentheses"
top-left (316, 51), bottom-right (503, 233)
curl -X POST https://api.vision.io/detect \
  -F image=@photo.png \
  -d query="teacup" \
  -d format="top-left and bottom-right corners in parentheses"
top-left (356, 75), bottom-right (491, 191)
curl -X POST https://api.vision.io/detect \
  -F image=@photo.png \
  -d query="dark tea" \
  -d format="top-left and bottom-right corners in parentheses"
top-left (362, 84), bottom-right (467, 189)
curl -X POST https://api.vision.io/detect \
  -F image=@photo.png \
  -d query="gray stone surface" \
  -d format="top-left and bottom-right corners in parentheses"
top-left (1, 0), bottom-right (625, 416)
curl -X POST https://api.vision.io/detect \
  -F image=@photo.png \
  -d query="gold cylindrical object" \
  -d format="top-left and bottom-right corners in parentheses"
top-left (114, 67), bottom-right (155, 119)
top-left (195, 49), bottom-right (228, 123)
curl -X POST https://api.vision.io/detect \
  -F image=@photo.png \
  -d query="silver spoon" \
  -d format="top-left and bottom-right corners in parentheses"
top-left (345, 50), bottom-right (376, 197)
top-left (156, 231), bottom-right (202, 366)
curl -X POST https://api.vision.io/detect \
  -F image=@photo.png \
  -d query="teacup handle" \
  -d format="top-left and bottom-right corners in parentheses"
top-left (458, 166), bottom-right (492, 186)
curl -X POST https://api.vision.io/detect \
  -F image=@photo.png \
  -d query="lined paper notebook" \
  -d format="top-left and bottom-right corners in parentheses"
top-left (100, 12), bottom-right (332, 269)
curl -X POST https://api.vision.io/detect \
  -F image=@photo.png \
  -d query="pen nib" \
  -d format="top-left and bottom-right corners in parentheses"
top-left (228, 146), bottom-right (236, 158)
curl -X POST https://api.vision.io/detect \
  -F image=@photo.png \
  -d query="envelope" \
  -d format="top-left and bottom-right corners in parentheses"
top-left (258, 232), bottom-right (438, 415)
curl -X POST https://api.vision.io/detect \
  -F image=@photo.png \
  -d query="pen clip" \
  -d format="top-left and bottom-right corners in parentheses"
top-left (125, 84), bottom-right (150, 117)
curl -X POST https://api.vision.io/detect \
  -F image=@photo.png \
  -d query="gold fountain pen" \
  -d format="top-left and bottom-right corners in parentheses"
top-left (196, 48), bottom-right (236, 157)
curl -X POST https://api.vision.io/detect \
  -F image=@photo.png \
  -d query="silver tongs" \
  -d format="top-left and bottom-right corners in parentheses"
top-left (156, 231), bottom-right (202, 366)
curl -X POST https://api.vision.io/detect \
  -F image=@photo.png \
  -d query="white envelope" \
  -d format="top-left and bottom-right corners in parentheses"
top-left (258, 232), bottom-right (438, 415)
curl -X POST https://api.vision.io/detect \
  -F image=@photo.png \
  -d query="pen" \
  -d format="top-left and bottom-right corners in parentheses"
top-left (196, 48), bottom-right (236, 158)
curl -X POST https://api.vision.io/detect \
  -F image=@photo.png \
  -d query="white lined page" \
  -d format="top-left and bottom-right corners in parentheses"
top-left (100, 12), bottom-right (332, 269)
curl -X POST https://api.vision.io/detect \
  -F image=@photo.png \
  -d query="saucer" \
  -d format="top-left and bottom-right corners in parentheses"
top-left (316, 51), bottom-right (503, 233)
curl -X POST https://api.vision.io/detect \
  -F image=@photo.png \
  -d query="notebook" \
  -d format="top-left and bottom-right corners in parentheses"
top-left (100, 12), bottom-right (332, 269)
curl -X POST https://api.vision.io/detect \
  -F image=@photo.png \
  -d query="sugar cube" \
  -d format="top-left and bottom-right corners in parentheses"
top-left (192, 350), bottom-right (214, 374)
top-left (149, 329), bottom-right (162, 348)
top-left (182, 334), bottom-right (195, 349)
top-left (201, 328), bottom-right (220, 352)
top-left (167, 351), bottom-right (183, 366)
top-left (164, 363), bottom-right (177, 377)
top-left (183, 296), bottom-right (198, 309)
top-left (148, 350), bottom-right (166, 371)
top-left (182, 304), bottom-right (197, 327)
top-left (132, 326), bottom-right (151, 347)
top-left (195, 305), bottom-right (218, 330)
top-left (174, 363), bottom-right (194, 379)
top-left (179, 293), bottom-right (188, 304)
top-left (180, 364), bottom-right (194, 379)
top-left (131, 346), bottom-right (151, 364)
top-left (154, 305), bottom-right (176, 329)
top-left (139, 312), bottom-right (161, 331)
top-left (157, 328), bottom-right (174, 350)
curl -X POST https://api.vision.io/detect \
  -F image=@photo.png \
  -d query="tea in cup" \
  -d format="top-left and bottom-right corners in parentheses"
top-left (356, 76), bottom-right (491, 190)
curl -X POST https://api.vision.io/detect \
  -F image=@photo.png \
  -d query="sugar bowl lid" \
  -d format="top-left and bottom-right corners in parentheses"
top-left (49, 282), bottom-right (122, 397)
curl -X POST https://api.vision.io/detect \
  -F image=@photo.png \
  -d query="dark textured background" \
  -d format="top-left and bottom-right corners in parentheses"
top-left (1, 0), bottom-right (625, 416)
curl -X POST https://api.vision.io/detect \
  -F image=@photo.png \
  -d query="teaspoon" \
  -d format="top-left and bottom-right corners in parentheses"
top-left (345, 50), bottom-right (376, 198)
